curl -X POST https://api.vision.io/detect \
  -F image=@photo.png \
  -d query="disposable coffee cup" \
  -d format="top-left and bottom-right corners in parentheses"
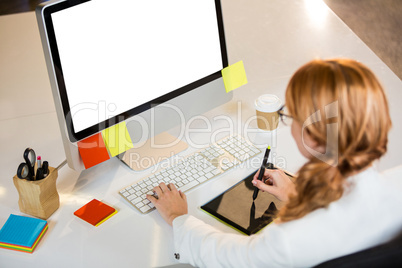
top-left (255, 94), bottom-right (282, 131)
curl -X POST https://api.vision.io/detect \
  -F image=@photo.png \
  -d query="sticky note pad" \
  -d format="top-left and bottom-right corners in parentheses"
top-left (221, 60), bottom-right (248, 93)
top-left (102, 121), bottom-right (134, 157)
top-left (0, 214), bottom-right (48, 253)
top-left (77, 133), bottom-right (110, 169)
top-left (74, 199), bottom-right (117, 227)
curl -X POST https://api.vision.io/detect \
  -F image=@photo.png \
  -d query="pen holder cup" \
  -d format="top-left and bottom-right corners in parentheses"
top-left (13, 167), bottom-right (59, 220)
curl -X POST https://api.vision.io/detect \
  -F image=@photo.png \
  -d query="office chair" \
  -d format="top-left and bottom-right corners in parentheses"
top-left (314, 231), bottom-right (402, 267)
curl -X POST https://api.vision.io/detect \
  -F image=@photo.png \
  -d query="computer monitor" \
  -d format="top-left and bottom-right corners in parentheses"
top-left (36, 0), bottom-right (232, 171)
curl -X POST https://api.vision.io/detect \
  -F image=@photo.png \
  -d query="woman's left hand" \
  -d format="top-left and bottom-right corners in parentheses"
top-left (147, 182), bottom-right (188, 226)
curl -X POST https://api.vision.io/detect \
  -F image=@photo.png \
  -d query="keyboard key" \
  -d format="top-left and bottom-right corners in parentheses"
top-left (212, 169), bottom-right (221, 175)
top-left (205, 167), bottom-right (214, 173)
top-left (160, 171), bottom-right (169, 177)
top-left (135, 201), bottom-right (145, 208)
top-left (205, 172), bottom-right (214, 179)
top-left (178, 180), bottom-right (200, 192)
top-left (131, 196), bottom-right (142, 204)
top-left (197, 176), bottom-right (207, 183)
top-left (140, 205), bottom-right (151, 213)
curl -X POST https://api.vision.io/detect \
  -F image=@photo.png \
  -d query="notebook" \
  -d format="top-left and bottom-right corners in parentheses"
top-left (74, 199), bottom-right (117, 226)
top-left (201, 169), bottom-right (293, 235)
top-left (0, 214), bottom-right (48, 253)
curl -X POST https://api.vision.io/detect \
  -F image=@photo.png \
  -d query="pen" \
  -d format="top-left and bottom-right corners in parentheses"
top-left (253, 146), bottom-right (271, 200)
top-left (42, 161), bottom-right (49, 178)
top-left (36, 161), bottom-right (49, 181)
top-left (42, 161), bottom-right (49, 174)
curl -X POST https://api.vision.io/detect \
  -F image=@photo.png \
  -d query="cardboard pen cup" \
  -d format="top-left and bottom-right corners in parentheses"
top-left (13, 167), bottom-right (59, 220)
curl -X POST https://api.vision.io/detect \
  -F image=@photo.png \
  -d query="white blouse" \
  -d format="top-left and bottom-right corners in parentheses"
top-left (172, 167), bottom-right (402, 267)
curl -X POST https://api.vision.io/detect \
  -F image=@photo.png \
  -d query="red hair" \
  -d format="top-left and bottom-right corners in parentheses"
top-left (278, 59), bottom-right (391, 222)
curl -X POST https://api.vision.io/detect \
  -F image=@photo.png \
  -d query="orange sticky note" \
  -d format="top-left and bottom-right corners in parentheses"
top-left (77, 133), bottom-right (110, 169)
top-left (74, 199), bottom-right (117, 227)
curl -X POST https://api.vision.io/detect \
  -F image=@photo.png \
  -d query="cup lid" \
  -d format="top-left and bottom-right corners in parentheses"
top-left (255, 94), bottom-right (282, 113)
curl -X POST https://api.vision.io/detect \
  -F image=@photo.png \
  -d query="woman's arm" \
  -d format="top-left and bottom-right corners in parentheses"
top-left (172, 214), bottom-right (292, 267)
top-left (146, 182), bottom-right (292, 267)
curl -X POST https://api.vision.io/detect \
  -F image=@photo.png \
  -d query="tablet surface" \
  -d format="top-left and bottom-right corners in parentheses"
top-left (201, 170), bottom-right (287, 235)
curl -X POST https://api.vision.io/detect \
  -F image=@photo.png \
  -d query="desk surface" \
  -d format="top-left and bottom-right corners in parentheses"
top-left (1, 0), bottom-right (402, 267)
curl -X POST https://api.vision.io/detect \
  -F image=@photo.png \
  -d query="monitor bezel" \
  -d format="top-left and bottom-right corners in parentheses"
top-left (42, 0), bottom-right (228, 142)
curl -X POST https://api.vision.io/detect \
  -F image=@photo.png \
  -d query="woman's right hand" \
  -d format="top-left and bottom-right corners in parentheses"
top-left (252, 169), bottom-right (296, 202)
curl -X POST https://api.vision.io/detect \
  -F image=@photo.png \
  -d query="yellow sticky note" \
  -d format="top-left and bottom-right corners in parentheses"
top-left (102, 122), bottom-right (134, 157)
top-left (221, 60), bottom-right (248, 93)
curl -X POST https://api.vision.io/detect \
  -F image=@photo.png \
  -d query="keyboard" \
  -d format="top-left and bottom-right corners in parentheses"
top-left (119, 135), bottom-right (261, 214)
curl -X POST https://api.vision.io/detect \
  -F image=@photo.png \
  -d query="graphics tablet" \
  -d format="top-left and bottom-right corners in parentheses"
top-left (201, 169), bottom-right (293, 235)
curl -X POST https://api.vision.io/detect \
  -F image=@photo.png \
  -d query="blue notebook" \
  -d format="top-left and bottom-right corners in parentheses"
top-left (0, 214), bottom-right (47, 248)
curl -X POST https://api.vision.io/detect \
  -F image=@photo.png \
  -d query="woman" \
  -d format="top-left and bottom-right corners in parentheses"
top-left (147, 58), bottom-right (402, 267)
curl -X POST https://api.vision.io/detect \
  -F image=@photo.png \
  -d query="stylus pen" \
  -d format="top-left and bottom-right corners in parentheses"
top-left (253, 146), bottom-right (271, 200)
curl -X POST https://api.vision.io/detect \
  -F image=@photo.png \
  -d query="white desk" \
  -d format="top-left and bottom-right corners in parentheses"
top-left (1, 0), bottom-right (401, 267)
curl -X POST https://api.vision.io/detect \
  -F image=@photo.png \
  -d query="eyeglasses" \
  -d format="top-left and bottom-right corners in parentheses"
top-left (278, 105), bottom-right (293, 126)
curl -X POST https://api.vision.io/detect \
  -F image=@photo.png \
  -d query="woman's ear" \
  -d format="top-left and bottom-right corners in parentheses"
top-left (302, 128), bottom-right (326, 155)
top-left (292, 120), bottom-right (326, 159)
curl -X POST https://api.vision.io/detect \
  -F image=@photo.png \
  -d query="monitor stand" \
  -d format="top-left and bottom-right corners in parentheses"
top-left (119, 132), bottom-right (188, 171)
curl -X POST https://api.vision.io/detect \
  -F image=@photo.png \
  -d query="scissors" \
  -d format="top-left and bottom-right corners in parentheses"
top-left (17, 148), bottom-right (36, 180)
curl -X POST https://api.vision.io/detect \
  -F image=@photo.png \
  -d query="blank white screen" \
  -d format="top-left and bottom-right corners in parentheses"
top-left (51, 0), bottom-right (223, 133)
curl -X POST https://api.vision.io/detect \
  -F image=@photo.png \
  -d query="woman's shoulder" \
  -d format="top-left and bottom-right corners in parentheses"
top-left (276, 166), bottom-right (402, 230)
top-left (270, 166), bottom-right (402, 266)
top-left (347, 165), bottom-right (402, 197)
top-left (380, 164), bottom-right (402, 190)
